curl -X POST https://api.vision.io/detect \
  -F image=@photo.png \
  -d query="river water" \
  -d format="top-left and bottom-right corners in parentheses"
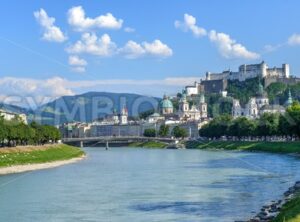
top-left (1, 148), bottom-right (300, 222)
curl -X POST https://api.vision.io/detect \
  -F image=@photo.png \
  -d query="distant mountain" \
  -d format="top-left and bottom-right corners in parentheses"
top-left (0, 103), bottom-right (32, 115)
top-left (32, 92), bottom-right (160, 125)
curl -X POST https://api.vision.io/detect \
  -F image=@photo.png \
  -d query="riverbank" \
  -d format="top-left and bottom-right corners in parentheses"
top-left (185, 140), bottom-right (300, 154)
top-left (0, 144), bottom-right (85, 175)
top-left (128, 141), bottom-right (168, 148)
top-left (272, 186), bottom-right (300, 222)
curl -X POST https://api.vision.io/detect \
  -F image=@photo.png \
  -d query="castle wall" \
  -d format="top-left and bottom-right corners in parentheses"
top-left (264, 76), bottom-right (300, 88)
top-left (200, 79), bottom-right (227, 93)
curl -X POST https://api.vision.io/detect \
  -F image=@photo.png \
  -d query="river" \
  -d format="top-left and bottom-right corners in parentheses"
top-left (0, 148), bottom-right (300, 222)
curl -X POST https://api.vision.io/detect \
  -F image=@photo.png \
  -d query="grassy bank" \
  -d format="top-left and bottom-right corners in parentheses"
top-left (128, 141), bottom-right (167, 148)
top-left (0, 144), bottom-right (84, 168)
top-left (185, 141), bottom-right (300, 154)
top-left (273, 193), bottom-right (300, 222)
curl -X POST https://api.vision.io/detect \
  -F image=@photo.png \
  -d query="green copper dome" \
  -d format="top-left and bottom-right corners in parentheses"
top-left (160, 95), bottom-right (173, 109)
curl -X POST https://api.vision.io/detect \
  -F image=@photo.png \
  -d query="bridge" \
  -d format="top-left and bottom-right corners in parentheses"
top-left (62, 136), bottom-right (177, 148)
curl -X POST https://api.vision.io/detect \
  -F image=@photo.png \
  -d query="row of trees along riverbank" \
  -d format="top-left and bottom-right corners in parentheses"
top-left (0, 116), bottom-right (61, 147)
top-left (143, 125), bottom-right (188, 139)
top-left (199, 102), bottom-right (300, 140)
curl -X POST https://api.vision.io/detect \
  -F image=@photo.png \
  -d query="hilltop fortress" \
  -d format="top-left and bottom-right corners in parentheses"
top-left (206, 61), bottom-right (289, 82)
top-left (185, 61), bottom-right (300, 95)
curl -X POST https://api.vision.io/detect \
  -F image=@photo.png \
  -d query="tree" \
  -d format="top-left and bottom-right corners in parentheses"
top-left (278, 114), bottom-right (291, 137)
top-left (286, 101), bottom-right (300, 137)
top-left (143, 128), bottom-right (156, 137)
top-left (266, 82), bottom-right (287, 104)
top-left (256, 113), bottom-right (279, 138)
top-left (228, 117), bottom-right (256, 139)
top-left (139, 109), bottom-right (155, 120)
top-left (0, 117), bottom-right (8, 146)
top-left (172, 126), bottom-right (188, 139)
top-left (199, 115), bottom-right (232, 139)
top-left (158, 124), bottom-right (169, 137)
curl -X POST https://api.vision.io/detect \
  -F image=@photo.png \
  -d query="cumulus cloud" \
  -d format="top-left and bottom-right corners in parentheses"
top-left (119, 41), bottom-right (145, 59)
top-left (143, 40), bottom-right (173, 57)
top-left (175, 14), bottom-right (260, 60)
top-left (68, 6), bottom-right (123, 31)
top-left (208, 30), bottom-right (260, 59)
top-left (66, 33), bottom-right (117, 56)
top-left (119, 40), bottom-right (173, 58)
top-left (66, 33), bottom-right (172, 59)
top-left (34, 8), bottom-right (67, 42)
top-left (68, 55), bottom-right (87, 73)
top-left (174, 14), bottom-right (207, 37)
top-left (68, 55), bottom-right (87, 66)
top-left (288, 34), bottom-right (300, 45)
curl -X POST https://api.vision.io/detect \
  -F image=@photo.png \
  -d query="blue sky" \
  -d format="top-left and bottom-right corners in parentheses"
top-left (0, 0), bottom-right (300, 106)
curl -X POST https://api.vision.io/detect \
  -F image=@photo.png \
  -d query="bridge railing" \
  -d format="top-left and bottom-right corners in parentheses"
top-left (62, 136), bottom-right (176, 142)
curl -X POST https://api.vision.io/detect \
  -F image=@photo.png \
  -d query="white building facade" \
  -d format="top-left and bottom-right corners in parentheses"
top-left (0, 109), bottom-right (27, 124)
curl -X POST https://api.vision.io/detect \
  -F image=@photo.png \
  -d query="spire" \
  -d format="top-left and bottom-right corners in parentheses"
top-left (257, 78), bottom-right (264, 97)
top-left (121, 104), bottom-right (128, 116)
top-left (285, 89), bottom-right (293, 107)
top-left (199, 93), bottom-right (205, 104)
top-left (181, 89), bottom-right (187, 102)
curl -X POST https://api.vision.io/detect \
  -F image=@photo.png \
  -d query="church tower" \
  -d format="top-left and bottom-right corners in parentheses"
top-left (285, 89), bottom-right (293, 107)
top-left (120, 105), bottom-right (128, 125)
top-left (199, 93), bottom-right (207, 118)
top-left (179, 90), bottom-right (189, 113)
top-left (112, 108), bottom-right (119, 124)
top-left (256, 79), bottom-right (269, 109)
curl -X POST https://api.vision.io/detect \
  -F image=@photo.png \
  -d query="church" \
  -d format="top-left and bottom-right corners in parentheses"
top-left (158, 91), bottom-right (207, 122)
top-left (232, 81), bottom-right (292, 119)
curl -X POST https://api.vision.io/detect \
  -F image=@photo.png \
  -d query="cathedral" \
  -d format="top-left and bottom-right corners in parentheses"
top-left (158, 91), bottom-right (207, 122)
top-left (177, 91), bottom-right (207, 121)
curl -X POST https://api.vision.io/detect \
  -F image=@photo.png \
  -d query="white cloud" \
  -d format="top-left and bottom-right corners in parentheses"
top-left (0, 77), bottom-right (74, 107)
top-left (0, 76), bottom-right (201, 107)
top-left (119, 41), bottom-right (146, 59)
top-left (175, 14), bottom-right (260, 60)
top-left (124, 27), bottom-right (135, 33)
top-left (208, 30), bottom-right (260, 59)
top-left (143, 40), bottom-right (173, 57)
top-left (263, 44), bottom-right (283, 53)
top-left (68, 6), bottom-right (123, 31)
top-left (66, 33), bottom-right (117, 56)
top-left (68, 55), bottom-right (87, 73)
top-left (119, 40), bottom-right (173, 58)
top-left (34, 8), bottom-right (67, 42)
top-left (175, 14), bottom-right (207, 37)
top-left (68, 55), bottom-right (87, 66)
top-left (288, 34), bottom-right (300, 45)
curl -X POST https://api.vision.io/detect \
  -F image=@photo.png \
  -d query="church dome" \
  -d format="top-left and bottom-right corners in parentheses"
top-left (159, 95), bottom-right (173, 109)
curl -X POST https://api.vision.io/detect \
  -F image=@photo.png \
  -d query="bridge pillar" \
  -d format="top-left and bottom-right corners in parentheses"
top-left (106, 141), bottom-right (109, 150)
top-left (80, 141), bottom-right (83, 148)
